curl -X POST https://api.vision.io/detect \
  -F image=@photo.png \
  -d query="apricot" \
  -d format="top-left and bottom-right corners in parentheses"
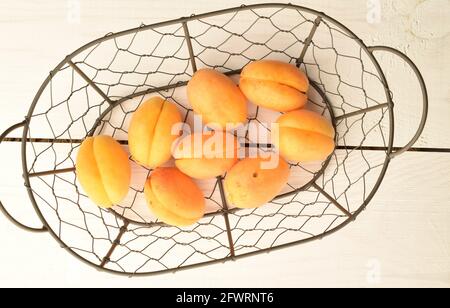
top-left (173, 131), bottom-right (239, 179)
top-left (144, 167), bottom-right (205, 226)
top-left (76, 135), bottom-right (131, 208)
top-left (224, 155), bottom-right (290, 209)
top-left (274, 109), bottom-right (335, 162)
top-left (187, 69), bottom-right (247, 130)
top-left (128, 97), bottom-right (182, 168)
top-left (239, 60), bottom-right (309, 112)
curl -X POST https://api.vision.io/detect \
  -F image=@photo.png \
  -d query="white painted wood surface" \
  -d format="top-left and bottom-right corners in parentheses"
top-left (0, 0), bottom-right (449, 287)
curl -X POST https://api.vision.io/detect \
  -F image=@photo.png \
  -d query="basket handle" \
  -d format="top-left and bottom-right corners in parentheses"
top-left (368, 45), bottom-right (428, 159)
top-left (0, 121), bottom-right (47, 233)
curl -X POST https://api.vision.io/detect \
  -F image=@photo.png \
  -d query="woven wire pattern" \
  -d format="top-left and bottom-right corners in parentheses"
top-left (24, 5), bottom-right (391, 274)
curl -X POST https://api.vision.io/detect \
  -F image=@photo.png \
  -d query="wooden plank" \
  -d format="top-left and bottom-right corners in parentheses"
top-left (1, 143), bottom-right (449, 287)
top-left (0, 0), bottom-right (448, 149)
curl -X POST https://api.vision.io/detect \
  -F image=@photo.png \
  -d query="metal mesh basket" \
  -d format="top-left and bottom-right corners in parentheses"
top-left (0, 3), bottom-right (427, 276)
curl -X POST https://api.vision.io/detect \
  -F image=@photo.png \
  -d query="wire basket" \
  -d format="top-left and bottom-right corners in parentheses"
top-left (0, 3), bottom-right (427, 276)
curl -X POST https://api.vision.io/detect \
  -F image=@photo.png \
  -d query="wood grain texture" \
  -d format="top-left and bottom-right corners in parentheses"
top-left (0, 0), bottom-right (448, 147)
top-left (0, 0), bottom-right (449, 287)
top-left (1, 144), bottom-right (448, 287)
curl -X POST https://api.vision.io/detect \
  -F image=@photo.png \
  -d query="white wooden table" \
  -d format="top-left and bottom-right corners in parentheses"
top-left (0, 0), bottom-right (449, 288)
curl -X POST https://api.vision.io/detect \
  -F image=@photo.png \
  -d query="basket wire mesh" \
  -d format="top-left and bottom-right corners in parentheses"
top-left (0, 3), bottom-right (428, 276)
